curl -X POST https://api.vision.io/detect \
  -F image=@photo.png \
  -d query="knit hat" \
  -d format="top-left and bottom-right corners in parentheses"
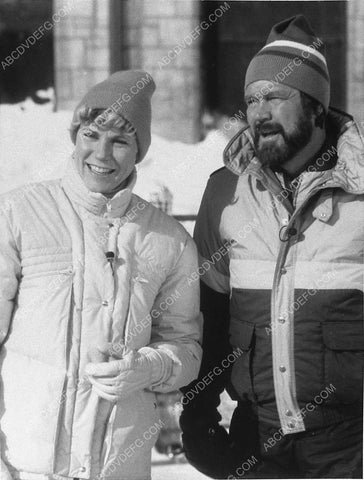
top-left (245, 15), bottom-right (330, 111)
top-left (71, 70), bottom-right (156, 162)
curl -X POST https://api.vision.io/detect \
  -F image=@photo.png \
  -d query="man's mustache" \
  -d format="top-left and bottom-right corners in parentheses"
top-left (254, 122), bottom-right (284, 137)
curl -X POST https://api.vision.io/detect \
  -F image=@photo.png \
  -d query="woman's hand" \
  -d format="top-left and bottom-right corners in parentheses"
top-left (85, 348), bottom-right (160, 402)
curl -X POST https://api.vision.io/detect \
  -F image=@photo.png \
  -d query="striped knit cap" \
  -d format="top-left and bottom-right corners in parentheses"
top-left (245, 15), bottom-right (330, 111)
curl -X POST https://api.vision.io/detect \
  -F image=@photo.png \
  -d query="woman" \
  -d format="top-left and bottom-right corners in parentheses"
top-left (0, 70), bottom-right (202, 480)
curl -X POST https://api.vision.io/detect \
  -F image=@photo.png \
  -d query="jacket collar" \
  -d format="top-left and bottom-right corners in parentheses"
top-left (223, 108), bottom-right (364, 195)
top-left (61, 155), bottom-right (137, 217)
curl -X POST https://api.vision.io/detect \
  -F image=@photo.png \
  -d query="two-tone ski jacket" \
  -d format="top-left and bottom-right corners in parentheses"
top-left (193, 109), bottom-right (364, 435)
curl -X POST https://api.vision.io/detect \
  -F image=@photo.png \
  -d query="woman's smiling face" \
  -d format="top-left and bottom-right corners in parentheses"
top-left (73, 113), bottom-right (138, 196)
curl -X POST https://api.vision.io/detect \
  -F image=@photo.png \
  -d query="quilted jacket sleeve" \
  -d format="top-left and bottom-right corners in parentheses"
top-left (0, 201), bottom-right (21, 348)
top-left (0, 200), bottom-right (20, 480)
top-left (142, 234), bottom-right (203, 392)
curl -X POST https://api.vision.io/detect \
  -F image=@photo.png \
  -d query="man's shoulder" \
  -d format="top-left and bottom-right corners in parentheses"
top-left (209, 166), bottom-right (233, 180)
top-left (210, 166), bottom-right (226, 178)
top-left (208, 165), bottom-right (238, 185)
top-left (203, 166), bottom-right (239, 204)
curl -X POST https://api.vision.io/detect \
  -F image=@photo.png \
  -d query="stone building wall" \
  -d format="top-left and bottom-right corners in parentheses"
top-left (347, 0), bottom-right (364, 122)
top-left (53, 0), bottom-right (111, 111)
top-left (54, 0), bottom-right (201, 142)
top-left (122, 0), bottom-right (201, 142)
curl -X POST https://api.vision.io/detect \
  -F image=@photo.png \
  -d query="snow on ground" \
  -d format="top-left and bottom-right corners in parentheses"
top-left (151, 452), bottom-right (209, 480)
top-left (0, 99), bottom-right (227, 216)
top-left (134, 128), bottom-right (227, 215)
top-left (0, 100), bottom-right (72, 192)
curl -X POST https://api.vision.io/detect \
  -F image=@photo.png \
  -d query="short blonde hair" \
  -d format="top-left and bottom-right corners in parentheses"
top-left (70, 105), bottom-right (136, 146)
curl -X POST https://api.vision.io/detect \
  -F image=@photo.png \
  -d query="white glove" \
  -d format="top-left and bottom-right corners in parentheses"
top-left (1, 459), bottom-right (13, 480)
top-left (85, 347), bottom-right (165, 402)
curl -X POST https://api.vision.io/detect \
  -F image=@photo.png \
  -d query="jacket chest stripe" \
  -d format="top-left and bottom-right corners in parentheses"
top-left (294, 261), bottom-right (363, 291)
top-left (230, 259), bottom-right (275, 290)
top-left (229, 258), bottom-right (363, 291)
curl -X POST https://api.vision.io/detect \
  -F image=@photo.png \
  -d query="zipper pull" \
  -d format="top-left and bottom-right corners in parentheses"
top-left (105, 251), bottom-right (115, 274)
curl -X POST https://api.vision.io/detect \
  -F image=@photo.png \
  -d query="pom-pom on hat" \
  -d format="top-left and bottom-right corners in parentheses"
top-left (245, 15), bottom-right (330, 111)
top-left (72, 70), bottom-right (156, 161)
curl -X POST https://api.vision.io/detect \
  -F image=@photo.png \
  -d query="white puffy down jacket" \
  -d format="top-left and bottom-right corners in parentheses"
top-left (0, 159), bottom-right (202, 480)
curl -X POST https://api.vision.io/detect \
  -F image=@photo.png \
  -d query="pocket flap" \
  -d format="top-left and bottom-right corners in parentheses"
top-left (229, 319), bottom-right (254, 350)
top-left (322, 321), bottom-right (364, 350)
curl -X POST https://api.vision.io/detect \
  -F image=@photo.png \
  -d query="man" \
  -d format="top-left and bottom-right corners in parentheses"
top-left (0, 70), bottom-right (202, 480)
top-left (180, 15), bottom-right (363, 479)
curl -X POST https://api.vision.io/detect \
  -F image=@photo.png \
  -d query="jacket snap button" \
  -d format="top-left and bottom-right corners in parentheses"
top-left (287, 422), bottom-right (295, 429)
top-left (80, 467), bottom-right (86, 472)
top-left (278, 316), bottom-right (286, 324)
top-left (102, 300), bottom-right (108, 306)
top-left (279, 365), bottom-right (286, 372)
top-left (208, 427), bottom-right (215, 435)
top-left (285, 410), bottom-right (293, 416)
top-left (320, 212), bottom-right (327, 218)
top-left (280, 267), bottom-right (287, 275)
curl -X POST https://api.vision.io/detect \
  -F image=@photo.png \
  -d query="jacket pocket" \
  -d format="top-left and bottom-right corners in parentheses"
top-left (229, 319), bottom-right (255, 401)
top-left (322, 321), bottom-right (364, 404)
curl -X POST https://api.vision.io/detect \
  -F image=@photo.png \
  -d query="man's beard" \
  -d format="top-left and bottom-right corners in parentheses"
top-left (253, 114), bottom-right (313, 170)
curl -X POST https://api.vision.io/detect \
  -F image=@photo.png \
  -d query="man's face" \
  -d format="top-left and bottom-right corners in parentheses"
top-left (245, 81), bottom-right (314, 169)
top-left (74, 119), bottom-right (138, 196)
